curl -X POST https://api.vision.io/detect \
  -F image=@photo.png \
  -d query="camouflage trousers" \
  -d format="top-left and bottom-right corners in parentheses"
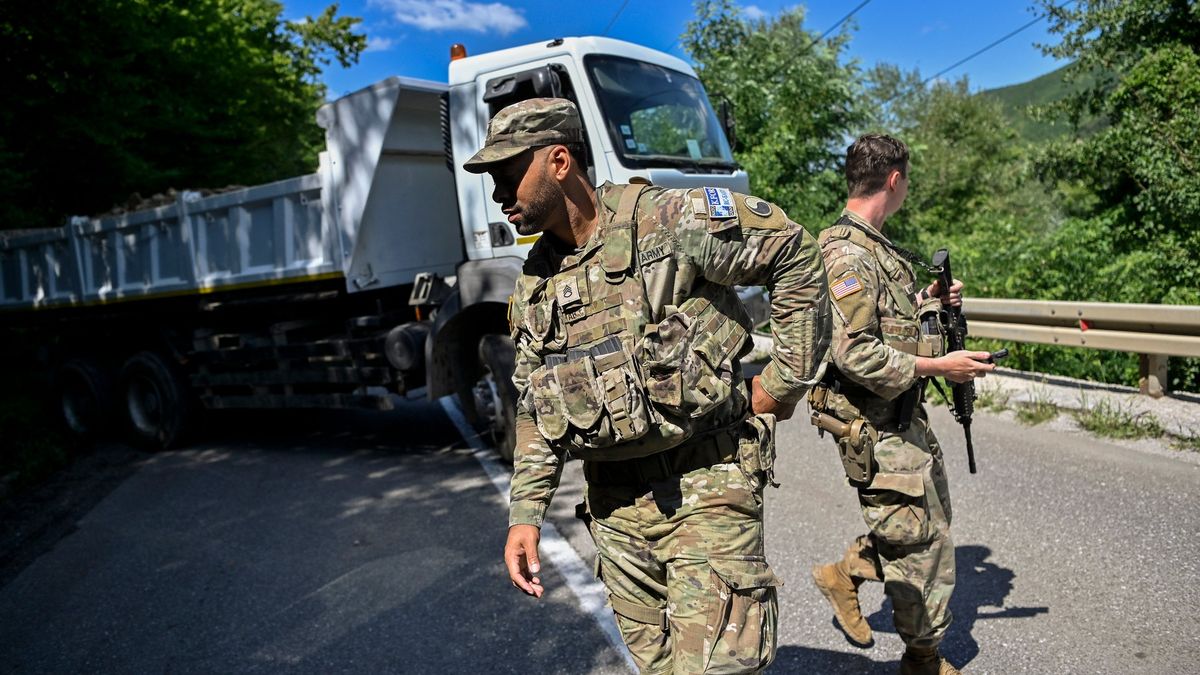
top-left (839, 408), bottom-right (955, 650)
top-left (585, 415), bottom-right (782, 674)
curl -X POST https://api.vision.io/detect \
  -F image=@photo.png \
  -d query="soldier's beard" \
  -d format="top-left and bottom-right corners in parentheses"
top-left (512, 177), bottom-right (563, 236)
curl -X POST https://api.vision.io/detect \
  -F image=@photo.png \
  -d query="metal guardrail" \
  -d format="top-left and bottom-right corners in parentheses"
top-left (964, 299), bottom-right (1200, 397)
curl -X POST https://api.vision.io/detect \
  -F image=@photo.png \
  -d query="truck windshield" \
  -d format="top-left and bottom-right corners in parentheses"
top-left (584, 55), bottom-right (736, 172)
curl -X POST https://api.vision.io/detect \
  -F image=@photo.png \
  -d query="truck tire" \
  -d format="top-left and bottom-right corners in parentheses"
top-left (54, 358), bottom-right (115, 440)
top-left (475, 334), bottom-right (517, 463)
top-left (119, 351), bottom-right (193, 450)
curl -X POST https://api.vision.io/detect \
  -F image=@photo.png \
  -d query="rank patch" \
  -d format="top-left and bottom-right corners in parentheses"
top-left (704, 187), bottom-right (736, 219)
top-left (556, 278), bottom-right (581, 306)
top-left (831, 273), bottom-right (863, 300)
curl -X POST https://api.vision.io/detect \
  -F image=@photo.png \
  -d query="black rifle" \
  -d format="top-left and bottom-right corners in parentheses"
top-left (930, 249), bottom-right (1012, 474)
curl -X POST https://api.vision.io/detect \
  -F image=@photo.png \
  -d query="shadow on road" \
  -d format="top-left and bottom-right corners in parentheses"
top-left (0, 402), bottom-right (628, 674)
top-left (771, 645), bottom-right (896, 674)
top-left (865, 544), bottom-right (1050, 667)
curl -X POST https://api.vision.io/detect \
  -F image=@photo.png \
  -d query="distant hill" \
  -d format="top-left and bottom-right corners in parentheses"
top-left (980, 63), bottom-right (1105, 143)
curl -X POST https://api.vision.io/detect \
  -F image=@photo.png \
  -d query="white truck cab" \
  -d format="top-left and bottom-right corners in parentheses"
top-left (447, 37), bottom-right (749, 263)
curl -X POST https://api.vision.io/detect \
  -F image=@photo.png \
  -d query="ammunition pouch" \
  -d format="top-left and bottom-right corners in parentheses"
top-left (523, 185), bottom-right (748, 462)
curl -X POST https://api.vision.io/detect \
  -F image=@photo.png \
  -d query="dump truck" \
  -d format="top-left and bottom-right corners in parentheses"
top-left (0, 37), bottom-right (749, 459)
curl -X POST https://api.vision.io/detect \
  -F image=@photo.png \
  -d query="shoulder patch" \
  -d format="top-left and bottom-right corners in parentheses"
top-left (743, 196), bottom-right (771, 217)
top-left (735, 194), bottom-right (789, 231)
top-left (830, 273), bottom-right (863, 300)
top-left (703, 187), bottom-right (736, 219)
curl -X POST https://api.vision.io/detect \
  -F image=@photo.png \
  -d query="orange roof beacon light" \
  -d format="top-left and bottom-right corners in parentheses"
top-left (450, 43), bottom-right (467, 61)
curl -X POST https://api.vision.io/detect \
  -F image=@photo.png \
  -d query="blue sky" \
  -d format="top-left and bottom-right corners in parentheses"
top-left (285, 0), bottom-right (1069, 98)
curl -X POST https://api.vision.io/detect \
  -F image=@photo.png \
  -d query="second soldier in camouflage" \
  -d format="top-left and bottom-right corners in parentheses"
top-left (808, 134), bottom-right (995, 675)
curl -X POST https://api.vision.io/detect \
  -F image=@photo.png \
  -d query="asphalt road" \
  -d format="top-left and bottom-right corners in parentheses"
top-left (1, 401), bottom-right (1197, 673)
top-left (0, 405), bottom-right (626, 675)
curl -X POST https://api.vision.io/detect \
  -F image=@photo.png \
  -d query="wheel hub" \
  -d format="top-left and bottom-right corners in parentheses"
top-left (472, 372), bottom-right (502, 430)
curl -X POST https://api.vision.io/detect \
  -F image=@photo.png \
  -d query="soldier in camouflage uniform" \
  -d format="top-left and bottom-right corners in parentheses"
top-left (808, 134), bottom-right (994, 675)
top-left (463, 98), bottom-right (831, 674)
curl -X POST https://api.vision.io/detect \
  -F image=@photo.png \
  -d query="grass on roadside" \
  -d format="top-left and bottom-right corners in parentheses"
top-left (1015, 387), bottom-right (1059, 425)
top-left (1072, 394), bottom-right (1164, 440)
top-left (976, 382), bottom-right (1011, 412)
top-left (1171, 432), bottom-right (1200, 452)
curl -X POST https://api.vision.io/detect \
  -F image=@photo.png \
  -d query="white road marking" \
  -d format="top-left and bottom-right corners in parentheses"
top-left (438, 396), bottom-right (636, 673)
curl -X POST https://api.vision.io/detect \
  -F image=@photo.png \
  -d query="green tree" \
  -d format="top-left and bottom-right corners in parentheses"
top-left (0, 0), bottom-right (365, 230)
top-left (682, 0), bottom-right (865, 228)
top-left (1032, 0), bottom-right (1200, 390)
top-left (1035, 0), bottom-right (1200, 257)
top-left (862, 66), bottom-right (1045, 247)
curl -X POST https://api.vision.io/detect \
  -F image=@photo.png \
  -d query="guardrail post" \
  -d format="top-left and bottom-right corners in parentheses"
top-left (1139, 353), bottom-right (1169, 398)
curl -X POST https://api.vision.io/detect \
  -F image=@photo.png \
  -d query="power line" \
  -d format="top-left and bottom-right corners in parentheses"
top-left (803, 0), bottom-right (873, 52)
top-left (667, 0), bottom-right (873, 58)
top-left (918, 0), bottom-right (1074, 87)
top-left (602, 0), bottom-right (632, 36)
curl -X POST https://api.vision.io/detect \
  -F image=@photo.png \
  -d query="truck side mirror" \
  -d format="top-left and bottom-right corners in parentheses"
top-left (531, 66), bottom-right (562, 99)
top-left (719, 96), bottom-right (737, 151)
top-left (484, 66), bottom-right (563, 108)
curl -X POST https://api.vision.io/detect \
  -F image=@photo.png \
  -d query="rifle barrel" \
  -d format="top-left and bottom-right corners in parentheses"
top-left (964, 421), bottom-right (977, 474)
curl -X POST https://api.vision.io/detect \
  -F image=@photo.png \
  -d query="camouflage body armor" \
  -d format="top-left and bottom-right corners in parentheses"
top-left (809, 216), bottom-right (944, 484)
top-left (518, 184), bottom-right (751, 461)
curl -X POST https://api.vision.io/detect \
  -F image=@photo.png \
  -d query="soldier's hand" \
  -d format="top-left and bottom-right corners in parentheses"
top-left (751, 375), bottom-right (796, 420)
top-left (931, 350), bottom-right (995, 383)
top-left (505, 524), bottom-right (545, 598)
top-left (924, 278), bottom-right (963, 307)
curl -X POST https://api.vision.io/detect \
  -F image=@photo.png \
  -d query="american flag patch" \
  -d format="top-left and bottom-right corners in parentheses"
top-left (830, 273), bottom-right (863, 300)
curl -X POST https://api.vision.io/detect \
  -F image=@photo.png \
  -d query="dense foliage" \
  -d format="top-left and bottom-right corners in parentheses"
top-left (0, 0), bottom-right (365, 229)
top-left (683, 0), bottom-right (865, 228)
top-left (685, 0), bottom-right (1199, 392)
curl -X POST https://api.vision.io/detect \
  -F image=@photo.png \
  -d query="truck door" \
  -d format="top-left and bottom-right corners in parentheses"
top-left (467, 58), bottom-right (607, 261)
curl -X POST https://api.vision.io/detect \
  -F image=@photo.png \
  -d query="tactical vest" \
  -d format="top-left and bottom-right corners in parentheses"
top-left (820, 220), bottom-right (944, 361)
top-left (521, 186), bottom-right (749, 461)
top-left (817, 220), bottom-right (943, 425)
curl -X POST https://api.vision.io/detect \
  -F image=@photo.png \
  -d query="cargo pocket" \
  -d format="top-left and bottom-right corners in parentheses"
top-left (737, 413), bottom-right (778, 491)
top-left (528, 357), bottom-right (602, 442)
top-left (858, 470), bottom-right (931, 547)
top-left (641, 311), bottom-right (691, 411)
top-left (595, 351), bottom-right (651, 444)
top-left (556, 357), bottom-right (603, 431)
top-left (704, 558), bottom-right (782, 674)
top-left (529, 365), bottom-right (568, 441)
top-left (682, 302), bottom-right (748, 417)
top-left (641, 297), bottom-right (747, 419)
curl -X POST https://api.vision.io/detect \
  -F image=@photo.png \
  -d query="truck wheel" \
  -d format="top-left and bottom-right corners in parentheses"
top-left (54, 358), bottom-right (115, 440)
top-left (119, 351), bottom-right (192, 450)
top-left (474, 334), bottom-right (517, 463)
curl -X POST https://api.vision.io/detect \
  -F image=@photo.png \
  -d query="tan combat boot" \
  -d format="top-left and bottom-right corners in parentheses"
top-left (898, 646), bottom-right (961, 675)
top-left (811, 561), bottom-right (872, 646)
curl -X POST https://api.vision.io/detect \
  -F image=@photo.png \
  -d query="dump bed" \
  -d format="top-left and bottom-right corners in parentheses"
top-left (0, 77), bottom-right (462, 312)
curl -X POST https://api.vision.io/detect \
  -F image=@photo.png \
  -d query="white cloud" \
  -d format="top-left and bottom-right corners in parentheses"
top-left (920, 20), bottom-right (950, 35)
top-left (742, 4), bottom-right (768, 21)
top-left (365, 36), bottom-right (396, 52)
top-left (370, 0), bottom-right (527, 36)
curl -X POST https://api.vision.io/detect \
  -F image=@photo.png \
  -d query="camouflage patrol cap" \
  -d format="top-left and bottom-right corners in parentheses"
top-left (463, 98), bottom-right (584, 173)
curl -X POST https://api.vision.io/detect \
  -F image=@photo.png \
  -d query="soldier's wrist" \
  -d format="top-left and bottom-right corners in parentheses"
top-left (759, 362), bottom-right (805, 404)
top-left (509, 500), bottom-right (548, 528)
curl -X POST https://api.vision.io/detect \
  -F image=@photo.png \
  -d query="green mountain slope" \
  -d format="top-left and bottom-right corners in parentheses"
top-left (980, 63), bottom-right (1103, 143)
